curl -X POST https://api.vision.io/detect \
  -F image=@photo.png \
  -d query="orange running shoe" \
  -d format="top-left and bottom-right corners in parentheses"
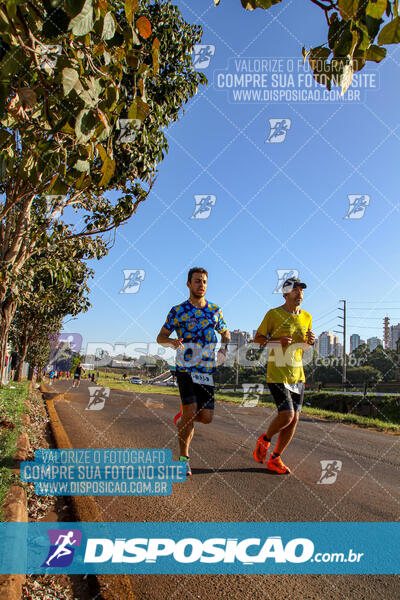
top-left (174, 406), bottom-right (183, 425)
top-left (266, 454), bottom-right (291, 474)
top-left (253, 434), bottom-right (270, 464)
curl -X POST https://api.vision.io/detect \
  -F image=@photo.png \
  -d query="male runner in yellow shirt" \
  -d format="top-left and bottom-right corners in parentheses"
top-left (253, 277), bottom-right (315, 474)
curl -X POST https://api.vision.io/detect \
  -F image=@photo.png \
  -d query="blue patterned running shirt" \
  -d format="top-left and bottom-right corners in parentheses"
top-left (163, 300), bottom-right (227, 374)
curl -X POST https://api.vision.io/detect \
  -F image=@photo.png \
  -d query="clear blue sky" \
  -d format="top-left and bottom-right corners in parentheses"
top-left (66, 0), bottom-right (400, 356)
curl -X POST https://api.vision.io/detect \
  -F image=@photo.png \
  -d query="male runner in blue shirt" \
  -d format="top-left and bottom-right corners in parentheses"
top-left (157, 267), bottom-right (230, 476)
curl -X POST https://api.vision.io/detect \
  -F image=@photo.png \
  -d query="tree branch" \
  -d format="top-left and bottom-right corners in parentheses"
top-left (309, 0), bottom-right (337, 26)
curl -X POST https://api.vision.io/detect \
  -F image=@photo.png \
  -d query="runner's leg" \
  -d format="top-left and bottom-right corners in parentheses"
top-left (195, 408), bottom-right (213, 424)
top-left (266, 409), bottom-right (294, 440)
top-left (273, 412), bottom-right (300, 455)
top-left (177, 403), bottom-right (197, 457)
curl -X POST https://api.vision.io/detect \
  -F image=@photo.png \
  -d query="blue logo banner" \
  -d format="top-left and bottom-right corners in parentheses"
top-left (0, 522), bottom-right (398, 575)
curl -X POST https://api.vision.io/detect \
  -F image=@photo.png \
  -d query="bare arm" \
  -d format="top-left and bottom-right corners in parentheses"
top-left (156, 326), bottom-right (184, 350)
top-left (217, 329), bottom-right (231, 365)
top-left (254, 331), bottom-right (292, 349)
top-left (220, 330), bottom-right (231, 346)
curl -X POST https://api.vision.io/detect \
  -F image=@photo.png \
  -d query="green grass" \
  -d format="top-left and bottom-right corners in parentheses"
top-left (0, 382), bottom-right (29, 520)
top-left (97, 375), bottom-right (399, 433)
top-left (299, 405), bottom-right (400, 432)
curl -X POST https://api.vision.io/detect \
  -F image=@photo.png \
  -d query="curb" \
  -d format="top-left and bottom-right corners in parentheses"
top-left (40, 384), bottom-right (136, 600)
top-left (0, 383), bottom-right (32, 600)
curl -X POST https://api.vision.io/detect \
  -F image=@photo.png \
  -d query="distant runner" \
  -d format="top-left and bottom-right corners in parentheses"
top-left (72, 363), bottom-right (84, 389)
top-left (253, 277), bottom-right (315, 474)
top-left (157, 267), bottom-right (230, 476)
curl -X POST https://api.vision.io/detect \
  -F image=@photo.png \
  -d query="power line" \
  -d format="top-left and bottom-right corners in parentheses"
top-left (347, 316), bottom-right (398, 320)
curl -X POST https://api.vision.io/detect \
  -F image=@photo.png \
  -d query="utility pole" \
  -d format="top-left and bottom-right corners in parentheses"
top-left (338, 300), bottom-right (346, 388)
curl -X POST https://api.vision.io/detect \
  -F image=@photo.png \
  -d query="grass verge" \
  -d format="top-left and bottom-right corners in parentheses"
top-left (0, 381), bottom-right (29, 520)
top-left (96, 376), bottom-right (399, 433)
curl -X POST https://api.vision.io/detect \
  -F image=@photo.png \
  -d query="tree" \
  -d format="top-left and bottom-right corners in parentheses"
top-left (366, 345), bottom-right (400, 381)
top-left (346, 365), bottom-right (381, 384)
top-left (26, 334), bottom-right (52, 381)
top-left (9, 239), bottom-right (95, 380)
top-left (218, 0), bottom-right (400, 93)
top-left (0, 0), bottom-right (206, 372)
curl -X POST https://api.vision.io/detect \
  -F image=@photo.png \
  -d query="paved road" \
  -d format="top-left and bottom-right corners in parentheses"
top-left (48, 380), bottom-right (400, 599)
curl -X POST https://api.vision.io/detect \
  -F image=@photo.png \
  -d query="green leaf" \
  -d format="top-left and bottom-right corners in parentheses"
top-left (125, 0), bottom-right (139, 23)
top-left (338, 0), bottom-right (359, 20)
top-left (128, 97), bottom-right (150, 122)
top-left (0, 81), bottom-right (9, 118)
top-left (366, 0), bottom-right (387, 19)
top-left (352, 48), bottom-right (366, 70)
top-left (365, 15), bottom-right (383, 39)
top-left (241, 0), bottom-right (281, 8)
top-left (357, 22), bottom-right (371, 50)
top-left (102, 12), bottom-right (116, 40)
top-left (75, 109), bottom-right (97, 143)
top-left (62, 68), bottom-right (80, 95)
top-left (308, 46), bottom-right (333, 88)
top-left (74, 159), bottom-right (90, 171)
top-left (68, 0), bottom-right (94, 37)
top-left (98, 155), bottom-right (115, 187)
top-left (378, 16), bottom-right (400, 43)
top-left (328, 18), bottom-right (342, 49)
top-left (65, 0), bottom-right (87, 18)
top-left (0, 47), bottom-right (26, 77)
top-left (366, 43), bottom-right (387, 60)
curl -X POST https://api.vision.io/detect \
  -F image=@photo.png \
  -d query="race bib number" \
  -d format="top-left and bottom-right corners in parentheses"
top-left (191, 372), bottom-right (214, 387)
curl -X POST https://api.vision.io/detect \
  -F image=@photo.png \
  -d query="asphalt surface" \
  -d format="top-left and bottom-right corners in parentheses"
top-left (48, 380), bottom-right (400, 599)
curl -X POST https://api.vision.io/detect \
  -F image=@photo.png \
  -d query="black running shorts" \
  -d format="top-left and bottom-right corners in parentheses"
top-left (267, 382), bottom-right (304, 413)
top-left (176, 371), bottom-right (215, 411)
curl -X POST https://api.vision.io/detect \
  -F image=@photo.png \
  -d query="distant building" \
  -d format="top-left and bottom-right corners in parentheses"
top-left (367, 337), bottom-right (383, 352)
top-left (389, 323), bottom-right (400, 350)
top-left (383, 316), bottom-right (390, 349)
top-left (350, 334), bottom-right (361, 353)
top-left (334, 342), bottom-right (343, 358)
top-left (317, 331), bottom-right (336, 357)
top-left (230, 330), bottom-right (251, 348)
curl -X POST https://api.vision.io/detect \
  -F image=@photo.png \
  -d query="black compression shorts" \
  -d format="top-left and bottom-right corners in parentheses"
top-left (267, 382), bottom-right (304, 413)
top-left (176, 371), bottom-right (215, 411)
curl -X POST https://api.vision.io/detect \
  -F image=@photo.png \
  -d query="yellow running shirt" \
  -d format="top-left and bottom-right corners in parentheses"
top-left (257, 307), bottom-right (312, 384)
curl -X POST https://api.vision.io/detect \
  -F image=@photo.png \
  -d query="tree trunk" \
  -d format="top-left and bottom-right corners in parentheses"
top-left (14, 328), bottom-right (29, 382)
top-left (0, 299), bottom-right (18, 384)
top-left (14, 341), bottom-right (28, 381)
top-left (27, 364), bottom-right (34, 381)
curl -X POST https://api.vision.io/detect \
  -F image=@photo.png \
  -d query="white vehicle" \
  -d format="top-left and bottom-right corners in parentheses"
top-left (129, 377), bottom-right (143, 385)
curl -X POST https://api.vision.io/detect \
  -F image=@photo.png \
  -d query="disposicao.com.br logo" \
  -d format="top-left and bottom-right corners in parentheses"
top-left (2, 522), bottom-right (394, 575)
top-left (41, 532), bottom-right (363, 568)
top-left (79, 535), bottom-right (363, 568)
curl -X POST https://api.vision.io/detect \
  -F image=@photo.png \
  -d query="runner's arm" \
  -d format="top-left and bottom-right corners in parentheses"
top-left (157, 327), bottom-right (184, 349)
top-left (219, 330), bottom-right (231, 349)
top-left (254, 331), bottom-right (292, 348)
top-left (217, 330), bottom-right (231, 365)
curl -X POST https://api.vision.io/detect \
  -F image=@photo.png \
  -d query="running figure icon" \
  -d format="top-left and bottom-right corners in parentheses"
top-left (45, 531), bottom-right (77, 566)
